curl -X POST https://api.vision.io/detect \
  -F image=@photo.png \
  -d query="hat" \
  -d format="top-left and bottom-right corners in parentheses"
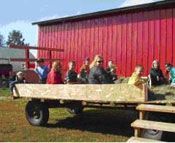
top-left (36, 58), bottom-right (44, 63)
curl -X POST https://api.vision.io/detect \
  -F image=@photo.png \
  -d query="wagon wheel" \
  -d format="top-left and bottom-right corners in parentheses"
top-left (25, 101), bottom-right (49, 126)
top-left (141, 112), bottom-right (163, 140)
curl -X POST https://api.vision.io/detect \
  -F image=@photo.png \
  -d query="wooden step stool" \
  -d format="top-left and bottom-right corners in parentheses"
top-left (127, 104), bottom-right (175, 142)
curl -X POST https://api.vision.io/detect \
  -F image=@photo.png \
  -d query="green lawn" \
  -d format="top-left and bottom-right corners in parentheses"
top-left (0, 88), bottom-right (135, 142)
top-left (0, 85), bottom-right (175, 142)
top-left (0, 88), bottom-right (10, 97)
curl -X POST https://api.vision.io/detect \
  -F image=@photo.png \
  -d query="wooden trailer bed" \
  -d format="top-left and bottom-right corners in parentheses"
top-left (12, 83), bottom-right (175, 141)
top-left (13, 83), bottom-right (148, 103)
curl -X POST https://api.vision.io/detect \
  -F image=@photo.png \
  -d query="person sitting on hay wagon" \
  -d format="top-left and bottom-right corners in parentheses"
top-left (128, 65), bottom-right (155, 101)
top-left (47, 61), bottom-right (63, 84)
top-left (106, 60), bottom-right (118, 83)
top-left (165, 63), bottom-right (175, 87)
top-left (9, 71), bottom-right (26, 94)
top-left (128, 65), bottom-right (147, 86)
top-left (88, 55), bottom-right (111, 84)
top-left (65, 61), bottom-right (78, 84)
top-left (35, 58), bottom-right (49, 84)
top-left (149, 60), bottom-right (165, 86)
top-left (78, 58), bottom-right (90, 84)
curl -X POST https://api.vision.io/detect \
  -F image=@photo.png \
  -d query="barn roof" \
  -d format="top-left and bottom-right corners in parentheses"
top-left (32, 0), bottom-right (175, 26)
top-left (0, 47), bottom-right (34, 59)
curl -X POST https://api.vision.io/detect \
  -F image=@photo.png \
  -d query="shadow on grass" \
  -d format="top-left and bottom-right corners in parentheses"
top-left (46, 109), bottom-right (137, 137)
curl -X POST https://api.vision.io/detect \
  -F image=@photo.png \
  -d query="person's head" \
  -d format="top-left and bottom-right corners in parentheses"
top-left (165, 63), bottom-right (173, 72)
top-left (108, 60), bottom-right (113, 68)
top-left (90, 55), bottom-right (103, 68)
top-left (36, 58), bottom-right (45, 67)
top-left (84, 58), bottom-right (90, 66)
top-left (68, 61), bottom-right (76, 71)
top-left (134, 65), bottom-right (144, 76)
top-left (152, 60), bottom-right (160, 69)
top-left (16, 71), bottom-right (24, 80)
top-left (52, 61), bottom-right (61, 72)
top-left (21, 64), bottom-right (27, 70)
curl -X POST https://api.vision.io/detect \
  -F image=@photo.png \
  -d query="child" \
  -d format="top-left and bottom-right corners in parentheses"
top-left (47, 61), bottom-right (63, 84)
top-left (9, 71), bottom-right (26, 94)
top-left (128, 65), bottom-right (155, 100)
top-left (108, 65), bottom-right (118, 83)
top-left (128, 65), bottom-right (147, 87)
top-left (106, 60), bottom-right (114, 73)
top-left (79, 58), bottom-right (90, 83)
top-left (165, 63), bottom-right (175, 87)
top-left (35, 58), bottom-right (49, 84)
top-left (65, 61), bottom-right (78, 83)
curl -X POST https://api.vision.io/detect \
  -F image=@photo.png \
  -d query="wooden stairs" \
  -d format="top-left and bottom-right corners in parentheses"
top-left (127, 104), bottom-right (175, 142)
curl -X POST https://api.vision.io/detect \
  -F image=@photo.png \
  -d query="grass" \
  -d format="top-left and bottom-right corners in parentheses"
top-left (0, 88), bottom-right (10, 97)
top-left (0, 87), bottom-right (134, 142)
top-left (151, 85), bottom-right (175, 101)
top-left (0, 85), bottom-right (175, 142)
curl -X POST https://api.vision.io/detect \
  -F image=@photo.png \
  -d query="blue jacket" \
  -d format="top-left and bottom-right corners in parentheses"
top-left (170, 67), bottom-right (175, 83)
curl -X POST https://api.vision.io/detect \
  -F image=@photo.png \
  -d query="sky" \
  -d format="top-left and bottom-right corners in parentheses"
top-left (0, 0), bottom-right (160, 56)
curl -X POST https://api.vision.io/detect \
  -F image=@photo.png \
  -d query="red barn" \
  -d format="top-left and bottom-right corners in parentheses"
top-left (33, 1), bottom-right (175, 77)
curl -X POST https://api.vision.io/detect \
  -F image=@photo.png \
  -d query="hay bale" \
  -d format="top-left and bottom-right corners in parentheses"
top-left (151, 85), bottom-right (175, 101)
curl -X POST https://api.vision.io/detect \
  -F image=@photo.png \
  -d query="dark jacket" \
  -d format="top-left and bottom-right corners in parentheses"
top-left (65, 70), bottom-right (78, 83)
top-left (9, 77), bottom-right (25, 93)
top-left (150, 68), bottom-right (165, 85)
top-left (88, 66), bottom-right (111, 84)
top-left (106, 67), bottom-right (118, 83)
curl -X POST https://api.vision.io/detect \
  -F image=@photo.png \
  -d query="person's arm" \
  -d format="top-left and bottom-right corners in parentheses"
top-left (46, 72), bottom-right (52, 84)
top-left (159, 69), bottom-right (165, 82)
top-left (98, 68), bottom-right (109, 84)
top-left (64, 71), bottom-right (70, 83)
top-left (9, 80), bottom-right (17, 94)
top-left (34, 68), bottom-right (42, 79)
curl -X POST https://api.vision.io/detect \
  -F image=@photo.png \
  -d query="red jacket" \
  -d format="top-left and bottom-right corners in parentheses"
top-left (47, 70), bottom-right (63, 84)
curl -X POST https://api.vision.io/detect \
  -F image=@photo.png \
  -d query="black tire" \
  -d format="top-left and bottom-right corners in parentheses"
top-left (67, 106), bottom-right (83, 115)
top-left (142, 129), bottom-right (163, 140)
top-left (25, 101), bottom-right (49, 126)
top-left (141, 112), bottom-right (163, 140)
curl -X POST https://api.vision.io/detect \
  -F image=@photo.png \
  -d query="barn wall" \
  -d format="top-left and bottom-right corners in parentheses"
top-left (38, 7), bottom-right (175, 77)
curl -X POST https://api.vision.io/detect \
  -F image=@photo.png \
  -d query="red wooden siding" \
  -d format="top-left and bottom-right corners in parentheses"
top-left (38, 7), bottom-right (175, 77)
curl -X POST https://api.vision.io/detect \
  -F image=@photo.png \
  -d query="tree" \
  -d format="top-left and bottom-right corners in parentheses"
top-left (0, 34), bottom-right (4, 47)
top-left (6, 30), bottom-right (28, 46)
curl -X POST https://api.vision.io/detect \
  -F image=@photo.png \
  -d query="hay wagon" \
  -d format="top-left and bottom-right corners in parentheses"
top-left (12, 71), bottom-right (175, 141)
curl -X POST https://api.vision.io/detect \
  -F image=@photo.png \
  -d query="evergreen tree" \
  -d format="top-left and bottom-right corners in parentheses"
top-left (6, 30), bottom-right (28, 46)
top-left (0, 34), bottom-right (4, 47)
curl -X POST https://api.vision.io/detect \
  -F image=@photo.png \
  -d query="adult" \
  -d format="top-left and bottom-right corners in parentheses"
top-left (35, 58), bottom-right (49, 84)
top-left (149, 60), bottom-right (165, 86)
top-left (47, 61), bottom-right (63, 84)
top-left (79, 58), bottom-right (90, 83)
top-left (88, 55), bottom-right (111, 84)
top-left (165, 63), bottom-right (175, 86)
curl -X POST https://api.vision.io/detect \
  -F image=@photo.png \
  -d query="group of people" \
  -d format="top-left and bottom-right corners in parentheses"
top-left (35, 55), bottom-right (118, 85)
top-left (128, 60), bottom-right (175, 88)
top-left (9, 55), bottom-right (175, 94)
